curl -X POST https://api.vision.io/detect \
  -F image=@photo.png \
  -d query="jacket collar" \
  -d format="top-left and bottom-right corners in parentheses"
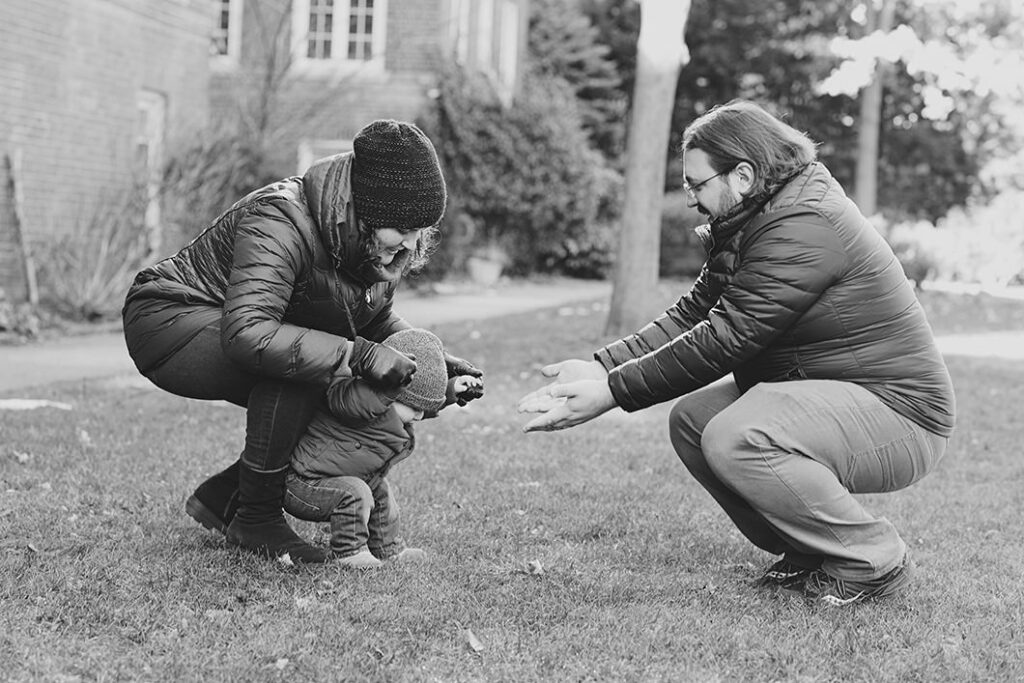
top-left (696, 163), bottom-right (814, 255)
top-left (302, 152), bottom-right (363, 279)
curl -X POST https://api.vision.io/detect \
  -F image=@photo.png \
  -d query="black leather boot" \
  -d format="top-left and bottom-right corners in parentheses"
top-left (225, 463), bottom-right (329, 564)
top-left (185, 460), bottom-right (241, 534)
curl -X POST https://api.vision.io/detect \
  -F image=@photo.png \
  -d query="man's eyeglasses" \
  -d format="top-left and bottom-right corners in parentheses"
top-left (683, 168), bottom-right (732, 196)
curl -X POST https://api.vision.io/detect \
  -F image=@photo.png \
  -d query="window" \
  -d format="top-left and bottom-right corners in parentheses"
top-left (211, 0), bottom-right (243, 65)
top-left (292, 0), bottom-right (388, 73)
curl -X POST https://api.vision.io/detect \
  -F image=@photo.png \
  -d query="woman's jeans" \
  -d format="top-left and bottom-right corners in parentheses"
top-left (284, 473), bottom-right (403, 559)
top-left (669, 378), bottom-right (948, 581)
top-left (128, 312), bottom-right (320, 474)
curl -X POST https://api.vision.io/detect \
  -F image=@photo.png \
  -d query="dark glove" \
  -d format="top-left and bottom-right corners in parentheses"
top-left (444, 351), bottom-right (483, 379)
top-left (447, 375), bottom-right (484, 407)
top-left (349, 337), bottom-right (416, 389)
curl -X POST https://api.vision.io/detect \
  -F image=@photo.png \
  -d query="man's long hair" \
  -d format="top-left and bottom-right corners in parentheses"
top-left (681, 100), bottom-right (818, 196)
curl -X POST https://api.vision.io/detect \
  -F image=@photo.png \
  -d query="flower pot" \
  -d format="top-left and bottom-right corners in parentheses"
top-left (466, 255), bottom-right (504, 286)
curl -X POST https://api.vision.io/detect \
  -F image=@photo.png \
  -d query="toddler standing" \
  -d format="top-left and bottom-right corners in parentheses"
top-left (285, 328), bottom-right (482, 568)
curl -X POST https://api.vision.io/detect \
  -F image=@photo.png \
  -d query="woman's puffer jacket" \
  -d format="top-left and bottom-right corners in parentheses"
top-left (595, 162), bottom-right (955, 437)
top-left (123, 153), bottom-right (410, 386)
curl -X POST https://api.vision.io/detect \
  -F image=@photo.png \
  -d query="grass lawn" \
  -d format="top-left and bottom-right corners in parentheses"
top-left (2, 284), bottom-right (1023, 682)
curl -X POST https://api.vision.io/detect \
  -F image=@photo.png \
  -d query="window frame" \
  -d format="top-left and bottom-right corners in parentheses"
top-left (211, 0), bottom-right (244, 69)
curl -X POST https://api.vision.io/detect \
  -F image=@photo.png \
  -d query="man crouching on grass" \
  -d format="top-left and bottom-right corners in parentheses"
top-left (518, 100), bottom-right (954, 607)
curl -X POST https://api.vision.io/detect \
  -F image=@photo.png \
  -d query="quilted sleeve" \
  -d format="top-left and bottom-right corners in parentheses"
top-left (595, 266), bottom-right (718, 370)
top-left (608, 212), bottom-right (849, 411)
top-left (220, 200), bottom-right (350, 386)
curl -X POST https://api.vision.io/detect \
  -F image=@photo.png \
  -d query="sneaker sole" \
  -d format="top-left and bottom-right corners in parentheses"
top-left (185, 495), bottom-right (228, 535)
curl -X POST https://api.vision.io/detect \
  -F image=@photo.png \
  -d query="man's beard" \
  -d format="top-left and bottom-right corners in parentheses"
top-left (700, 187), bottom-right (744, 221)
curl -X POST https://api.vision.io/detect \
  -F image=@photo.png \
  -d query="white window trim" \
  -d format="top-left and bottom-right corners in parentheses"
top-left (496, 0), bottom-right (519, 103)
top-left (136, 90), bottom-right (167, 254)
top-left (211, 0), bottom-right (243, 70)
top-left (450, 0), bottom-right (471, 64)
top-left (476, 0), bottom-right (495, 77)
top-left (290, 0), bottom-right (389, 78)
top-left (297, 138), bottom-right (354, 175)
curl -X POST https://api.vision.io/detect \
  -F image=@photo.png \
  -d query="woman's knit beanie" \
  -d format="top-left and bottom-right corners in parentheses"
top-left (382, 328), bottom-right (448, 413)
top-left (351, 120), bottom-right (447, 232)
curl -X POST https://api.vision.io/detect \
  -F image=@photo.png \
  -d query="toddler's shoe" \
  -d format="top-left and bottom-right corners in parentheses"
top-left (335, 548), bottom-right (383, 569)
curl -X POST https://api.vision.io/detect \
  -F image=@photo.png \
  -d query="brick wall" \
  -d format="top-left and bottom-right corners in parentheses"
top-left (0, 0), bottom-right (211, 302)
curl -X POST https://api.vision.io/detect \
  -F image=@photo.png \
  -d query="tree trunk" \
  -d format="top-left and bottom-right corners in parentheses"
top-left (854, 0), bottom-right (896, 216)
top-left (605, 0), bottom-right (690, 337)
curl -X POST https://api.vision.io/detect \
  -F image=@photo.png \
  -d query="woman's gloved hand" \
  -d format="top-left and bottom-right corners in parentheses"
top-left (444, 351), bottom-right (483, 379)
top-left (349, 337), bottom-right (417, 389)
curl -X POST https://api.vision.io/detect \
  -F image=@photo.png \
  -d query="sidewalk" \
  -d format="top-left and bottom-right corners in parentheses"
top-left (0, 279), bottom-right (612, 394)
top-left (2, 277), bottom-right (1023, 395)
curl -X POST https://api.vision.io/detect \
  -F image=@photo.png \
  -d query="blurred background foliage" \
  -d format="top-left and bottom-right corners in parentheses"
top-left (160, 0), bottom-right (1024, 289)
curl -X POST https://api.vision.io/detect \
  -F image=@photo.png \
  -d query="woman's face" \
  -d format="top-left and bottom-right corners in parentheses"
top-left (374, 227), bottom-right (424, 266)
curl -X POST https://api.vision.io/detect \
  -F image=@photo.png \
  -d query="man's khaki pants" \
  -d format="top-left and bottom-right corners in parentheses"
top-left (669, 378), bottom-right (948, 581)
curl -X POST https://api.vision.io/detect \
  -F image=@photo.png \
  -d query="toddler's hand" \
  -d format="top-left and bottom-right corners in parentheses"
top-left (448, 375), bottom-right (484, 406)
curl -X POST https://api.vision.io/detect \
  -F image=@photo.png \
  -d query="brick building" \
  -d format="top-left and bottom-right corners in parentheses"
top-left (0, 0), bottom-right (212, 303)
top-left (210, 0), bottom-right (527, 175)
top-left (0, 0), bottom-right (529, 305)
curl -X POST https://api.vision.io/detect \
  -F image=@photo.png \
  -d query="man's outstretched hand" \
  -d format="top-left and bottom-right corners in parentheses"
top-left (517, 359), bottom-right (616, 432)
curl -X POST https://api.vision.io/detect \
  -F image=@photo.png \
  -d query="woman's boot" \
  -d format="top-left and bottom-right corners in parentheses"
top-left (225, 462), bottom-right (328, 563)
top-left (185, 460), bottom-right (240, 534)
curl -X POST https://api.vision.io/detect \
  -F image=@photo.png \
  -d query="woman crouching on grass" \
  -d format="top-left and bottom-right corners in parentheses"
top-left (122, 120), bottom-right (483, 564)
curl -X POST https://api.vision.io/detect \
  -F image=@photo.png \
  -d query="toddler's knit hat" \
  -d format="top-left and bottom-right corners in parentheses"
top-left (351, 119), bottom-right (447, 232)
top-left (382, 328), bottom-right (447, 413)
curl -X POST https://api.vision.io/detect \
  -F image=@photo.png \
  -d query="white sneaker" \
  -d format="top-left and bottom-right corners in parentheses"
top-left (335, 548), bottom-right (383, 569)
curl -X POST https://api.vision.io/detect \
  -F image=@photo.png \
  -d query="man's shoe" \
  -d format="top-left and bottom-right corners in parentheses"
top-left (803, 555), bottom-right (913, 606)
top-left (755, 558), bottom-right (814, 589)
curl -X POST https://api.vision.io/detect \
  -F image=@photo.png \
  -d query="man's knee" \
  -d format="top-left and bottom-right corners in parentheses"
top-left (700, 414), bottom-right (769, 484)
top-left (668, 396), bottom-right (705, 469)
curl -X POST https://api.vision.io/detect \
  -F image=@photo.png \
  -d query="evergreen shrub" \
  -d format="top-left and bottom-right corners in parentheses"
top-left (425, 65), bottom-right (618, 278)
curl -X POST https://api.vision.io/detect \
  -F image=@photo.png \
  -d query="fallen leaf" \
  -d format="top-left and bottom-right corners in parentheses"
top-left (274, 658), bottom-right (289, 670)
top-left (13, 451), bottom-right (31, 464)
top-left (277, 553), bottom-right (295, 567)
top-left (526, 560), bottom-right (545, 576)
top-left (464, 628), bottom-right (484, 653)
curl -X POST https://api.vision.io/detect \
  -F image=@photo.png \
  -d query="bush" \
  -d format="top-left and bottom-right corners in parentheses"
top-left (34, 188), bottom-right (150, 322)
top-left (160, 131), bottom-right (279, 253)
top-left (424, 65), bottom-right (619, 277)
top-left (880, 189), bottom-right (1024, 288)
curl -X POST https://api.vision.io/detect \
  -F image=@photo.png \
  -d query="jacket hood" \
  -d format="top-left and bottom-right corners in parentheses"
top-left (302, 152), bottom-right (363, 278)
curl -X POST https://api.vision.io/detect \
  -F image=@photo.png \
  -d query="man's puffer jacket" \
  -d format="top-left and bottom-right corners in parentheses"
top-left (595, 162), bottom-right (955, 437)
top-left (123, 153), bottom-right (409, 386)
